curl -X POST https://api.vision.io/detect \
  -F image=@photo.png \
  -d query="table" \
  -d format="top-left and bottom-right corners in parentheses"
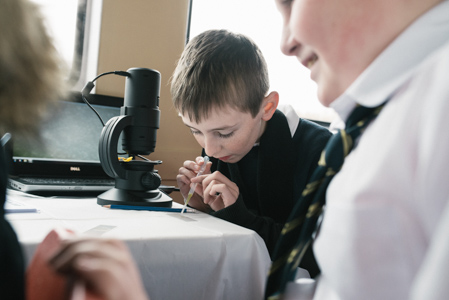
top-left (6, 189), bottom-right (271, 300)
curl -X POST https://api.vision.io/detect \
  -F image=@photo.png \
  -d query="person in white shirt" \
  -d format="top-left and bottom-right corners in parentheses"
top-left (275, 0), bottom-right (449, 299)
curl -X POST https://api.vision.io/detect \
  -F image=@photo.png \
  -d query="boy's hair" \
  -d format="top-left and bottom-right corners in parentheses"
top-left (171, 29), bottom-right (269, 123)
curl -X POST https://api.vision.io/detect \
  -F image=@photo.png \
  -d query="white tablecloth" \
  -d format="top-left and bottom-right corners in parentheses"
top-left (6, 189), bottom-right (271, 300)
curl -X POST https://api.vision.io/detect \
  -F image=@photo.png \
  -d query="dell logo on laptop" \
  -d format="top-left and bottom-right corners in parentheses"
top-left (70, 166), bottom-right (81, 172)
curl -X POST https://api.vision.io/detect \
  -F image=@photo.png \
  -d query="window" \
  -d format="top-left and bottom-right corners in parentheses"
top-left (189, 0), bottom-right (337, 123)
top-left (30, 0), bottom-right (87, 87)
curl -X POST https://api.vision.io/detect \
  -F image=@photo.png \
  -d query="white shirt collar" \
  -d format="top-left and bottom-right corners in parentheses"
top-left (331, 0), bottom-right (449, 122)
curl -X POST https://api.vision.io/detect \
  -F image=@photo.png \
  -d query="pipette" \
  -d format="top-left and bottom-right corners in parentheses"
top-left (181, 156), bottom-right (209, 214)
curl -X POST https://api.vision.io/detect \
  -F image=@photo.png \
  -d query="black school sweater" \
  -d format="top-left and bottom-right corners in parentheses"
top-left (207, 110), bottom-right (331, 258)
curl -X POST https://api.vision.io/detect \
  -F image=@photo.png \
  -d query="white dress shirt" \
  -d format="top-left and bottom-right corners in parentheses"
top-left (287, 1), bottom-right (449, 299)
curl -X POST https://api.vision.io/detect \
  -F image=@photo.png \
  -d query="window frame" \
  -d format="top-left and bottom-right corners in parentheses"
top-left (72, 0), bottom-right (103, 91)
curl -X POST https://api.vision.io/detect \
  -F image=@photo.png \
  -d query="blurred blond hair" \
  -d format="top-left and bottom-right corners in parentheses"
top-left (0, 0), bottom-right (66, 136)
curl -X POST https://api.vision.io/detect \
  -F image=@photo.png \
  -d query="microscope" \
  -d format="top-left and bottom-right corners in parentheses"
top-left (94, 68), bottom-right (172, 207)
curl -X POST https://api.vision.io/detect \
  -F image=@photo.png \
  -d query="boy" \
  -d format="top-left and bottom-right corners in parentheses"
top-left (171, 29), bottom-right (331, 275)
top-left (269, 0), bottom-right (449, 299)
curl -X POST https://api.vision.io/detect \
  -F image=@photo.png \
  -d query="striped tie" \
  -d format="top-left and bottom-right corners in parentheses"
top-left (264, 103), bottom-right (386, 300)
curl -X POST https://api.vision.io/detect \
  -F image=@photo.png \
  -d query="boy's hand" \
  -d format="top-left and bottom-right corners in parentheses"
top-left (192, 171), bottom-right (239, 211)
top-left (176, 157), bottom-right (212, 212)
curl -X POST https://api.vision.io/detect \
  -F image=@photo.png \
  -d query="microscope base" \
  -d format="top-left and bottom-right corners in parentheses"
top-left (97, 188), bottom-right (172, 207)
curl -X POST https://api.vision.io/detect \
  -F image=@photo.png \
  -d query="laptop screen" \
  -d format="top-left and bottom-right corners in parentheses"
top-left (10, 93), bottom-right (124, 177)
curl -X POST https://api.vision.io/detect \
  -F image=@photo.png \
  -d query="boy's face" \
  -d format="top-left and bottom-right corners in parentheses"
top-left (180, 106), bottom-right (266, 164)
top-left (276, 0), bottom-right (397, 106)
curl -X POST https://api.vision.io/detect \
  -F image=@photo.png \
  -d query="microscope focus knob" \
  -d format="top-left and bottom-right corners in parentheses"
top-left (141, 171), bottom-right (162, 190)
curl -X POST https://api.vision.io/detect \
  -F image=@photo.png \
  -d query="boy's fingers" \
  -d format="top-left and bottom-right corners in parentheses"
top-left (191, 174), bottom-right (208, 183)
top-left (183, 160), bottom-right (200, 172)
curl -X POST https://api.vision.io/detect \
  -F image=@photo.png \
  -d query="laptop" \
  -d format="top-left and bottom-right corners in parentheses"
top-left (8, 93), bottom-right (124, 196)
